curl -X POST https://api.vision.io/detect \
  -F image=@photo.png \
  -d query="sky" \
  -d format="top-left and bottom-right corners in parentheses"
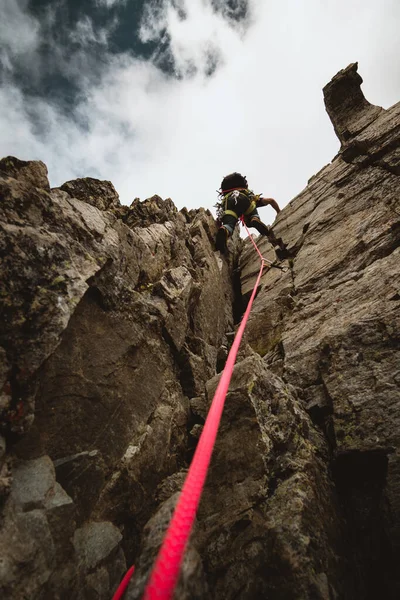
top-left (1, 0), bottom-right (400, 221)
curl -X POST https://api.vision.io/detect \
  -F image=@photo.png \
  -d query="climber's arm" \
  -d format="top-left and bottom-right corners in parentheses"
top-left (256, 197), bottom-right (281, 213)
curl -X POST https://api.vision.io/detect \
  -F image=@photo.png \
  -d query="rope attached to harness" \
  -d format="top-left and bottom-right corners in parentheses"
top-left (112, 225), bottom-right (284, 600)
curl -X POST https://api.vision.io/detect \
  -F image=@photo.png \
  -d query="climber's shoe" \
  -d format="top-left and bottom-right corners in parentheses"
top-left (216, 226), bottom-right (229, 253)
top-left (275, 247), bottom-right (290, 261)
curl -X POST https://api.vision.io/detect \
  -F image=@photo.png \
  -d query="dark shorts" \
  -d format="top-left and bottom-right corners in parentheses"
top-left (222, 192), bottom-right (259, 234)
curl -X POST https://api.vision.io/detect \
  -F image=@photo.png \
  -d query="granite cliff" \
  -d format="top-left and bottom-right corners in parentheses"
top-left (0, 63), bottom-right (399, 599)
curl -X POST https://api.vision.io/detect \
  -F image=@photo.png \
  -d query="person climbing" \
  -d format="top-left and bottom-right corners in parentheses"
top-left (215, 172), bottom-right (289, 260)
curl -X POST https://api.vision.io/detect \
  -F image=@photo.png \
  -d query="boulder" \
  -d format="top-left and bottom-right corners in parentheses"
top-left (60, 177), bottom-right (121, 211)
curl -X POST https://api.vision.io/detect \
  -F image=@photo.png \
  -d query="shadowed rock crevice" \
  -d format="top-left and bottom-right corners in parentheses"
top-left (232, 262), bottom-right (246, 324)
top-left (332, 450), bottom-right (395, 600)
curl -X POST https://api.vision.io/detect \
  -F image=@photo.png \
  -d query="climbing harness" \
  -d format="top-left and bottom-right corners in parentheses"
top-left (224, 200), bottom-right (257, 220)
top-left (223, 189), bottom-right (258, 220)
top-left (112, 222), bottom-right (286, 600)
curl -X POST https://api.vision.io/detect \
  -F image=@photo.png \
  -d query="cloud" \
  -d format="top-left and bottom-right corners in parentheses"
top-left (95, 0), bottom-right (128, 7)
top-left (69, 16), bottom-right (111, 48)
top-left (0, 0), bottom-right (399, 224)
top-left (139, 0), bottom-right (249, 77)
top-left (0, 0), bottom-right (40, 72)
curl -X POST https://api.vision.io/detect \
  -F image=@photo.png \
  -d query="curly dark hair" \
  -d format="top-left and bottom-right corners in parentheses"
top-left (220, 172), bottom-right (248, 192)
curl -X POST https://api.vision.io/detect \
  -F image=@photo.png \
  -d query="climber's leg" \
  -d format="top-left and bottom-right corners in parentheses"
top-left (216, 226), bottom-right (229, 252)
top-left (246, 212), bottom-right (290, 260)
top-left (247, 214), bottom-right (270, 236)
top-left (216, 213), bottom-right (237, 253)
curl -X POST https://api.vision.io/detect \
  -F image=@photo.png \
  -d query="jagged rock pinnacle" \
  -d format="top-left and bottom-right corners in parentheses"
top-left (323, 61), bottom-right (384, 146)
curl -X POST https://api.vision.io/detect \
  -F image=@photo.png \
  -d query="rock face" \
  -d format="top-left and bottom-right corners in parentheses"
top-left (240, 62), bottom-right (400, 598)
top-left (0, 63), bottom-right (399, 599)
top-left (0, 156), bottom-right (235, 598)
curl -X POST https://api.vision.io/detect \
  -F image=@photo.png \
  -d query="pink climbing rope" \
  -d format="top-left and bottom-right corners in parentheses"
top-left (242, 220), bottom-right (265, 262)
top-left (113, 221), bottom-right (267, 600)
top-left (241, 218), bottom-right (276, 267)
top-left (143, 265), bottom-right (265, 599)
top-left (112, 566), bottom-right (135, 600)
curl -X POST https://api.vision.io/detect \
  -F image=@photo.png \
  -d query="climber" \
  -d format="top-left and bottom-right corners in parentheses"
top-left (215, 172), bottom-right (289, 259)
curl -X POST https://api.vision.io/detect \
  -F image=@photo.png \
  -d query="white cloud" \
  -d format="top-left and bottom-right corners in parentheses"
top-left (0, 0), bottom-right (40, 71)
top-left (139, 1), bottom-right (168, 43)
top-left (95, 0), bottom-right (128, 7)
top-left (69, 16), bottom-right (111, 47)
top-left (1, 0), bottom-right (400, 227)
top-left (140, 0), bottom-right (246, 77)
